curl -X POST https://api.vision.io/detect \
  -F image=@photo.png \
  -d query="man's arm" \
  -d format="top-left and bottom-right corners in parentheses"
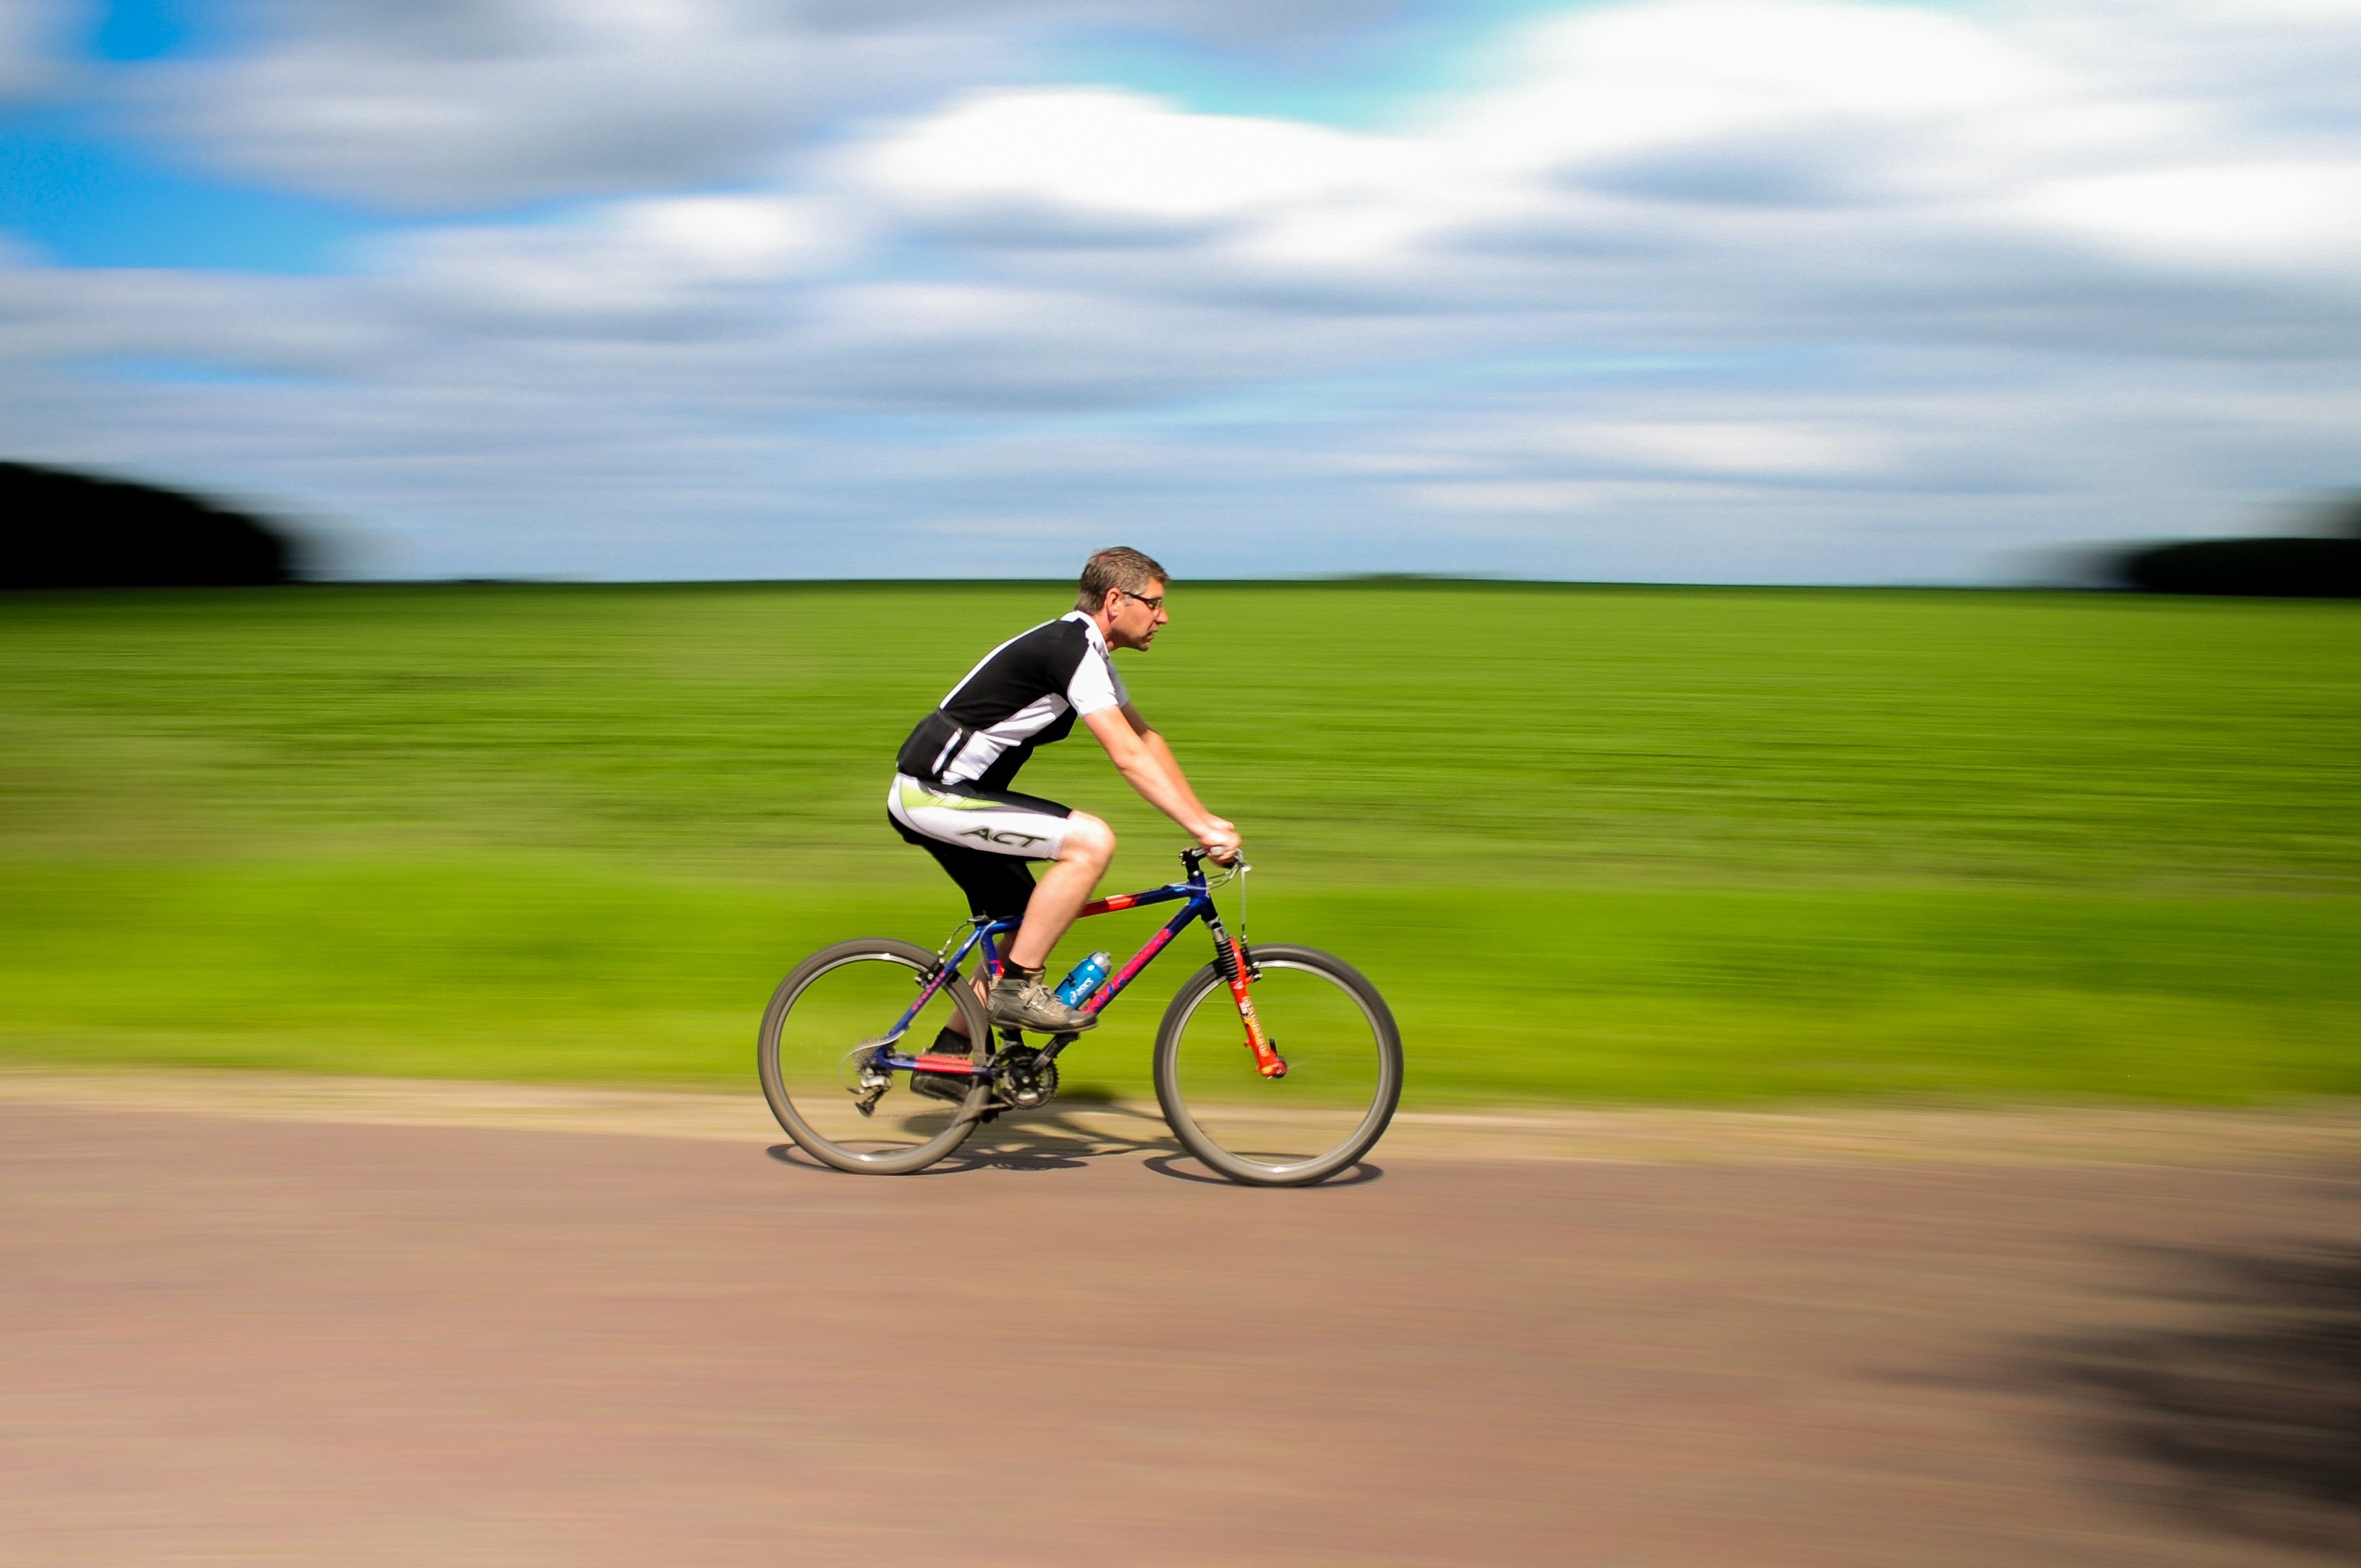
top-left (1083, 704), bottom-right (1240, 860)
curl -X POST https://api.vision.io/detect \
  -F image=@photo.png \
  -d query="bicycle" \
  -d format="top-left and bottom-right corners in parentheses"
top-left (758, 848), bottom-right (1403, 1186)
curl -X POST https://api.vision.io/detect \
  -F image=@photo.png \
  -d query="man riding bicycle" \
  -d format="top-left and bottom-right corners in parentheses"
top-left (889, 547), bottom-right (1242, 1046)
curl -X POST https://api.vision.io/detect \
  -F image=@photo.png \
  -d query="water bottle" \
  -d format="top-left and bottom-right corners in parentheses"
top-left (1054, 951), bottom-right (1112, 1007)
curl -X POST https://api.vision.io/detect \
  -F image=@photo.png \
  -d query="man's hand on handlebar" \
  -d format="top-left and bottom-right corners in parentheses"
top-left (1197, 817), bottom-right (1243, 867)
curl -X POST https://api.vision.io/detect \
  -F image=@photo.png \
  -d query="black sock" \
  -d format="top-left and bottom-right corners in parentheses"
top-left (930, 1025), bottom-right (971, 1057)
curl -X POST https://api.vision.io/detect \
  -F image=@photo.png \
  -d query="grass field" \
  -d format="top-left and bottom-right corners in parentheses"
top-left (2, 580), bottom-right (2355, 1105)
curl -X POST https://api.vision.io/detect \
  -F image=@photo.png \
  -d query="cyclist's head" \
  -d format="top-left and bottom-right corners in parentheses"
top-left (1076, 546), bottom-right (1169, 615)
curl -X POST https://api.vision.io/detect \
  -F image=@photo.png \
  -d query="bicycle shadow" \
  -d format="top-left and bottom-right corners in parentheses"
top-left (761, 1097), bottom-right (1179, 1177)
top-left (764, 1094), bottom-right (1386, 1184)
top-left (936, 1096), bottom-right (1184, 1174)
top-left (1138, 1153), bottom-right (1384, 1188)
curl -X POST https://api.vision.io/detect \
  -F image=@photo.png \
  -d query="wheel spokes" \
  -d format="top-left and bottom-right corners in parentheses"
top-left (769, 955), bottom-right (978, 1159)
top-left (1166, 959), bottom-right (1391, 1171)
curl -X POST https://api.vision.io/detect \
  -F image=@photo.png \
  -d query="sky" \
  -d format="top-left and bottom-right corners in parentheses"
top-left (2, 0), bottom-right (2358, 583)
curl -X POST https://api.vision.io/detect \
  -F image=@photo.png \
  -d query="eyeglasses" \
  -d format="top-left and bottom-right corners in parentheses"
top-left (1117, 588), bottom-right (1166, 612)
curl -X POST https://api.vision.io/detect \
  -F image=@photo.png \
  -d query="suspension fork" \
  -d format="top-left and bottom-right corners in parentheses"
top-left (1206, 911), bottom-right (1285, 1079)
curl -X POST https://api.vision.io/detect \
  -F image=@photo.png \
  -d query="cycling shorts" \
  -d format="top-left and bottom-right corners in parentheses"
top-left (886, 773), bottom-right (1075, 920)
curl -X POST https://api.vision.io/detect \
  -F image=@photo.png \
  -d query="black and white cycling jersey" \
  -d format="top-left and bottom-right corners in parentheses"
top-left (895, 610), bottom-right (1128, 790)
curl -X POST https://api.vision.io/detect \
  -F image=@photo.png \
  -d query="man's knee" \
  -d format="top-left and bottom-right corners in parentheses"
top-left (1061, 812), bottom-right (1115, 865)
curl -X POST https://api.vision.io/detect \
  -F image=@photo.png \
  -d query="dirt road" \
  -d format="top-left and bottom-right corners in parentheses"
top-left (5, 1089), bottom-right (2357, 1566)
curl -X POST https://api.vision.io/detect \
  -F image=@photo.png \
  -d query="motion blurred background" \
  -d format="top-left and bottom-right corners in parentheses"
top-left (3, 0), bottom-right (2357, 1106)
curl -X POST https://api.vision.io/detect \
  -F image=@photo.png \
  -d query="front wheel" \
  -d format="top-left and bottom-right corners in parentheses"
top-left (1153, 943), bottom-right (1403, 1186)
top-left (759, 937), bottom-right (992, 1175)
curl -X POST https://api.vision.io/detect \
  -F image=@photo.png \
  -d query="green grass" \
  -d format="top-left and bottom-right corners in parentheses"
top-left (2, 580), bottom-right (2356, 1104)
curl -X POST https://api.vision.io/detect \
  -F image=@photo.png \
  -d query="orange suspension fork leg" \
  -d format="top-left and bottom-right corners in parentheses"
top-left (1221, 936), bottom-right (1286, 1079)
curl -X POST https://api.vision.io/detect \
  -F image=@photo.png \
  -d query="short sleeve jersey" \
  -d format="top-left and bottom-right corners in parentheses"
top-left (895, 611), bottom-right (1130, 790)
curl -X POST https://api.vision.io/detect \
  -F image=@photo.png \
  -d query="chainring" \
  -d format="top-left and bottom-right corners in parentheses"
top-left (990, 1045), bottom-right (1060, 1111)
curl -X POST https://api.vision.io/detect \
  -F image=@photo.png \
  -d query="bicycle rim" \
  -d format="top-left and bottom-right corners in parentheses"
top-left (1154, 945), bottom-right (1402, 1186)
top-left (759, 939), bottom-right (989, 1175)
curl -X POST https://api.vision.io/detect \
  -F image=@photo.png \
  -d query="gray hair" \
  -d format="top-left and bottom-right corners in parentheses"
top-left (1075, 546), bottom-right (1170, 612)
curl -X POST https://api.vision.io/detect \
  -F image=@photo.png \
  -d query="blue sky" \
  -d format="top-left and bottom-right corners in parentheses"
top-left (6, 0), bottom-right (1569, 270)
top-left (3, 0), bottom-right (2358, 581)
top-left (0, 105), bottom-right (386, 270)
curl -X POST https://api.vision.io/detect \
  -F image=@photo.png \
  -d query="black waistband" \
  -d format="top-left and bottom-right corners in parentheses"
top-left (896, 709), bottom-right (968, 782)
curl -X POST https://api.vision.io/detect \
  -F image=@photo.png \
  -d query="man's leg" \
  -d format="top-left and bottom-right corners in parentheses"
top-left (1005, 812), bottom-right (1115, 972)
top-left (983, 812), bottom-right (1114, 1033)
top-left (931, 819), bottom-right (1111, 1053)
top-left (901, 835), bottom-right (1038, 1097)
top-left (888, 778), bottom-right (1111, 1035)
top-left (933, 841), bottom-right (1058, 1042)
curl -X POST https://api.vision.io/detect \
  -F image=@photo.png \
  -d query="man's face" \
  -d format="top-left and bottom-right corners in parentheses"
top-left (1105, 578), bottom-right (1169, 651)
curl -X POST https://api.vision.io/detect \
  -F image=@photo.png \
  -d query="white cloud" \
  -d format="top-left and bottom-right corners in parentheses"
top-left (1574, 421), bottom-right (1892, 477)
top-left (2011, 161), bottom-right (2361, 269)
top-left (861, 87), bottom-right (1408, 230)
top-left (9, 0), bottom-right (2361, 581)
top-left (1460, 0), bottom-right (2063, 172)
top-left (859, 0), bottom-right (2361, 306)
top-left (385, 194), bottom-right (856, 327)
top-left (126, 0), bottom-right (1414, 211)
top-left (0, 0), bottom-right (72, 100)
top-left (129, 0), bottom-right (918, 209)
top-left (0, 263), bottom-right (384, 371)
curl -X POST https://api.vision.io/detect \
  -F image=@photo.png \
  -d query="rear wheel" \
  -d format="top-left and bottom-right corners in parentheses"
top-left (1152, 943), bottom-right (1403, 1186)
top-left (758, 937), bottom-right (992, 1175)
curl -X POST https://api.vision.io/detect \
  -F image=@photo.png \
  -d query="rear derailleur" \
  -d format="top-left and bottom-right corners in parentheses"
top-left (846, 1043), bottom-right (893, 1118)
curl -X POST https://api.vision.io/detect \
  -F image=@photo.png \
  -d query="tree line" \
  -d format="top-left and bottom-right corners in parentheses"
top-left (5, 458), bottom-right (2356, 596)
top-left (3, 461), bottom-right (297, 589)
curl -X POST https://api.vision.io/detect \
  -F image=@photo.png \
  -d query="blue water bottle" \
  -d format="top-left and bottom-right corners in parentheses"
top-left (1054, 951), bottom-right (1112, 1007)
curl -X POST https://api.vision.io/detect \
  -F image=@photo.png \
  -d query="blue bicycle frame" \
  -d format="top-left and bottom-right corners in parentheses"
top-left (873, 849), bottom-right (1283, 1080)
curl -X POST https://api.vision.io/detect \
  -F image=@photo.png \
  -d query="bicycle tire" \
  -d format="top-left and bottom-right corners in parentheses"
top-left (1152, 943), bottom-right (1403, 1186)
top-left (759, 936), bottom-right (992, 1175)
